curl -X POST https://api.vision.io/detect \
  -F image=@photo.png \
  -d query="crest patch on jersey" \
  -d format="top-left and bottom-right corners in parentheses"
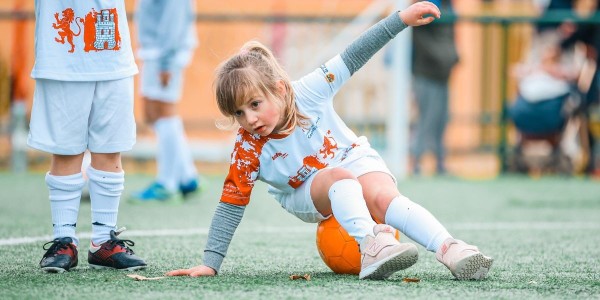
top-left (325, 73), bottom-right (335, 83)
top-left (320, 65), bottom-right (335, 83)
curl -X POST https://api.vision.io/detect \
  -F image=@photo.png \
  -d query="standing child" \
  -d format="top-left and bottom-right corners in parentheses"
top-left (167, 1), bottom-right (493, 280)
top-left (130, 0), bottom-right (200, 202)
top-left (30, 0), bottom-right (146, 272)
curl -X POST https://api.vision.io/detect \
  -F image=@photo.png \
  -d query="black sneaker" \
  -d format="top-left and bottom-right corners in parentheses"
top-left (40, 237), bottom-right (78, 273)
top-left (88, 228), bottom-right (146, 271)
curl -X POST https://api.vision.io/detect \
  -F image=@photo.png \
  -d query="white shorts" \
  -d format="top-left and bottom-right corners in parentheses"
top-left (139, 60), bottom-right (185, 102)
top-left (272, 149), bottom-right (396, 223)
top-left (27, 77), bottom-right (136, 155)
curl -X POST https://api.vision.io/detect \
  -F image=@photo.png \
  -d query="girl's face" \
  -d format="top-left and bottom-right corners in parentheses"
top-left (234, 90), bottom-right (284, 136)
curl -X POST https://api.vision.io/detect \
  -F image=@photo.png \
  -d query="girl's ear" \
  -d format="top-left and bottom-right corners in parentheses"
top-left (276, 80), bottom-right (286, 98)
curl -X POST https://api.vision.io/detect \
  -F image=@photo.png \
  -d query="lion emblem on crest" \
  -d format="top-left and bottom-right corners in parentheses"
top-left (52, 8), bottom-right (84, 53)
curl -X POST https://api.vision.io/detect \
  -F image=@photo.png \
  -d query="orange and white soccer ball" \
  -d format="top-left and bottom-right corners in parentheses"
top-left (316, 216), bottom-right (400, 275)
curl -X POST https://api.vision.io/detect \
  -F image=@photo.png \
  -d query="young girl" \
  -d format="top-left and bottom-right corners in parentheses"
top-left (167, 1), bottom-right (493, 280)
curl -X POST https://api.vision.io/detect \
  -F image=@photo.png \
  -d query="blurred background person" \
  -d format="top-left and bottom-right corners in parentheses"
top-left (507, 0), bottom-right (580, 174)
top-left (130, 0), bottom-right (201, 202)
top-left (410, 0), bottom-right (459, 176)
top-left (508, 0), bottom-right (598, 175)
top-left (559, 0), bottom-right (600, 176)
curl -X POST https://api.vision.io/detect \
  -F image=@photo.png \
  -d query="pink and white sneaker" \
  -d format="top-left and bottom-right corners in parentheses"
top-left (436, 238), bottom-right (493, 280)
top-left (359, 224), bottom-right (418, 280)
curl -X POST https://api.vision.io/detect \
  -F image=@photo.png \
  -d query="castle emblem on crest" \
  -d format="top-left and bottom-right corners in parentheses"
top-left (52, 7), bottom-right (122, 53)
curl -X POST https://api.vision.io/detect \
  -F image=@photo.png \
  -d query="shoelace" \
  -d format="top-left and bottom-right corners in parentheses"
top-left (107, 237), bottom-right (136, 255)
top-left (42, 239), bottom-right (71, 257)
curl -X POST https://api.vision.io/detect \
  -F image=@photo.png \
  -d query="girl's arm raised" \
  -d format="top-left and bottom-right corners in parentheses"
top-left (341, 1), bottom-right (440, 75)
top-left (400, 1), bottom-right (441, 27)
top-left (166, 202), bottom-right (246, 277)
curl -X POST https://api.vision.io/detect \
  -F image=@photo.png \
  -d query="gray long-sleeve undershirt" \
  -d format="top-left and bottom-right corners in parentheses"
top-left (341, 11), bottom-right (407, 75)
top-left (203, 202), bottom-right (245, 273)
top-left (202, 11), bottom-right (408, 274)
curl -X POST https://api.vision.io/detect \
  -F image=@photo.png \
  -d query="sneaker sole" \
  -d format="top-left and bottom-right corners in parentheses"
top-left (88, 264), bottom-right (147, 271)
top-left (359, 246), bottom-right (419, 280)
top-left (41, 266), bottom-right (72, 273)
top-left (453, 253), bottom-right (494, 280)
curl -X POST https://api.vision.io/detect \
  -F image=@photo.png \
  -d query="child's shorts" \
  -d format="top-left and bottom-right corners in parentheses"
top-left (139, 60), bottom-right (185, 102)
top-left (27, 77), bottom-right (136, 155)
top-left (271, 149), bottom-right (396, 223)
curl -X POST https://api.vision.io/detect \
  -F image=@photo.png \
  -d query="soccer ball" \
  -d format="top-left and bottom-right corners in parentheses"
top-left (316, 216), bottom-right (400, 275)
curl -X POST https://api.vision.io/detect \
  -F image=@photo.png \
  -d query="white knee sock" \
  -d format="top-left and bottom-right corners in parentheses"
top-left (154, 116), bottom-right (197, 191)
top-left (46, 172), bottom-right (85, 246)
top-left (385, 195), bottom-right (452, 252)
top-left (87, 166), bottom-right (123, 245)
top-left (329, 179), bottom-right (377, 243)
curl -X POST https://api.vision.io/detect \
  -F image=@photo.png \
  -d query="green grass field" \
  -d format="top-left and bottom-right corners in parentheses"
top-left (0, 172), bottom-right (599, 299)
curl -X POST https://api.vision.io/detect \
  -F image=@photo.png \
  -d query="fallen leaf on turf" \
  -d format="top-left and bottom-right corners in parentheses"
top-left (127, 274), bottom-right (166, 281)
top-left (402, 277), bottom-right (420, 283)
top-left (289, 274), bottom-right (311, 281)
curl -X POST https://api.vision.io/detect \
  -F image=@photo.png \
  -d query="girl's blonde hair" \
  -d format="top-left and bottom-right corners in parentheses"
top-left (215, 41), bottom-right (308, 134)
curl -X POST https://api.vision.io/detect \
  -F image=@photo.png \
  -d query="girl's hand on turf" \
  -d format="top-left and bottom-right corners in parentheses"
top-left (399, 1), bottom-right (441, 27)
top-left (166, 265), bottom-right (216, 277)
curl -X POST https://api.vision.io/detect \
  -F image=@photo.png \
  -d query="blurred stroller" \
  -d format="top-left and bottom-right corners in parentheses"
top-left (508, 37), bottom-right (592, 175)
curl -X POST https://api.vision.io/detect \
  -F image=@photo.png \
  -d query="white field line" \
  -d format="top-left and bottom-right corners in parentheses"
top-left (1, 221), bottom-right (599, 247)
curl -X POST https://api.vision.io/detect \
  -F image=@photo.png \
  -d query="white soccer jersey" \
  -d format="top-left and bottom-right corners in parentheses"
top-left (31, 0), bottom-right (137, 81)
top-left (221, 55), bottom-right (375, 206)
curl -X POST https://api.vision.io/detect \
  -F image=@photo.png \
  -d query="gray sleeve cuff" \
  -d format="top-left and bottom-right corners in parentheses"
top-left (202, 250), bottom-right (225, 274)
top-left (341, 11), bottom-right (408, 75)
top-left (202, 202), bottom-right (245, 274)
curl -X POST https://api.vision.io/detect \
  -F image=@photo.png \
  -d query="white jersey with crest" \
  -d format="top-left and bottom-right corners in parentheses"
top-left (31, 0), bottom-right (137, 81)
top-left (221, 55), bottom-right (377, 207)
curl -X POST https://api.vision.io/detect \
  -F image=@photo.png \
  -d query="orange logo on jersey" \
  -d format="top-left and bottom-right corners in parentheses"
top-left (325, 73), bottom-right (335, 83)
top-left (52, 8), bottom-right (83, 53)
top-left (83, 8), bottom-right (121, 52)
top-left (288, 129), bottom-right (339, 188)
top-left (52, 7), bottom-right (121, 53)
top-left (288, 155), bottom-right (328, 189)
top-left (319, 130), bottom-right (338, 159)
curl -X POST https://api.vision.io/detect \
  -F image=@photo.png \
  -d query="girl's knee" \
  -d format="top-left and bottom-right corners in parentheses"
top-left (370, 191), bottom-right (402, 220)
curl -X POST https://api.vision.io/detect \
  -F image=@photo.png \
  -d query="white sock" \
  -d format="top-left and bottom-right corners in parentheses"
top-left (46, 172), bottom-right (85, 246)
top-left (154, 116), bottom-right (197, 191)
top-left (384, 195), bottom-right (452, 252)
top-left (87, 166), bottom-right (123, 245)
top-left (329, 179), bottom-right (377, 243)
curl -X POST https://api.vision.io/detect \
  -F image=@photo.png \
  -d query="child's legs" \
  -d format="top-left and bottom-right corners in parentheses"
top-left (88, 152), bottom-right (124, 245)
top-left (153, 116), bottom-right (197, 191)
top-left (359, 171), bottom-right (451, 252)
top-left (29, 79), bottom-right (95, 245)
top-left (144, 100), bottom-right (177, 124)
top-left (90, 152), bottom-right (122, 172)
top-left (356, 172), bottom-right (398, 223)
top-left (140, 61), bottom-right (196, 189)
top-left (310, 168), bottom-right (377, 242)
top-left (51, 153), bottom-right (85, 176)
top-left (47, 154), bottom-right (86, 245)
top-left (86, 77), bottom-right (134, 244)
